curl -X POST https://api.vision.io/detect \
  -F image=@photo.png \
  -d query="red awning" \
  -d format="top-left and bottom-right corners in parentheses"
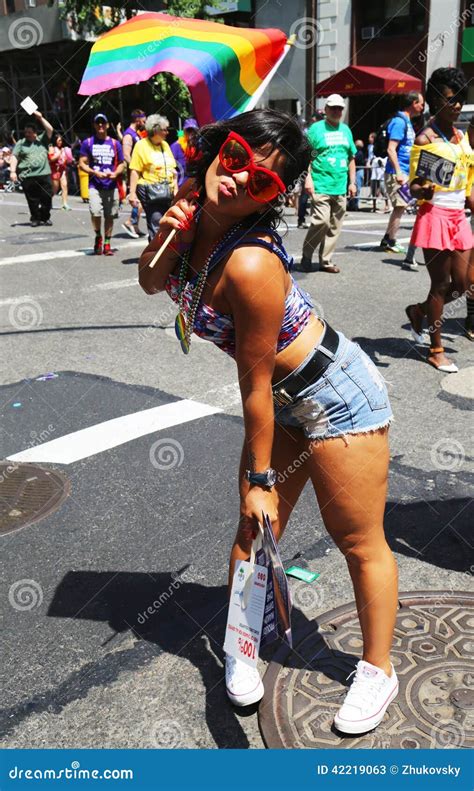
top-left (315, 66), bottom-right (422, 96)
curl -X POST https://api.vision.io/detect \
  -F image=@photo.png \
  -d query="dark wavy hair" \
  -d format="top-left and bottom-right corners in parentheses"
top-left (189, 108), bottom-right (312, 228)
top-left (426, 67), bottom-right (468, 113)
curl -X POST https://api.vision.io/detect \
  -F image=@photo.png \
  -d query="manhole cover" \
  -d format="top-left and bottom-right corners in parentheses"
top-left (259, 591), bottom-right (474, 749)
top-left (0, 462), bottom-right (70, 535)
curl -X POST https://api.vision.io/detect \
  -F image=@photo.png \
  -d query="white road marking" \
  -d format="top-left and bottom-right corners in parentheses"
top-left (0, 278), bottom-right (138, 306)
top-left (83, 278), bottom-right (137, 292)
top-left (343, 217), bottom-right (415, 227)
top-left (351, 237), bottom-right (412, 249)
top-left (7, 400), bottom-right (222, 465)
top-left (288, 217), bottom-right (415, 229)
top-left (0, 292), bottom-right (51, 306)
top-left (0, 240), bottom-right (143, 267)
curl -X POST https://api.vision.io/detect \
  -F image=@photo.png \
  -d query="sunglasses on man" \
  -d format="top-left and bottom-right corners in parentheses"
top-left (218, 131), bottom-right (286, 203)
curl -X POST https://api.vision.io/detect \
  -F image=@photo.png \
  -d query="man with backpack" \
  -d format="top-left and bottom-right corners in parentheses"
top-left (79, 113), bottom-right (124, 256)
top-left (378, 91), bottom-right (424, 270)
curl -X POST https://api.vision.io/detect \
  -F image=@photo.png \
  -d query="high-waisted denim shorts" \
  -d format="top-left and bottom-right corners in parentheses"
top-left (274, 332), bottom-right (393, 441)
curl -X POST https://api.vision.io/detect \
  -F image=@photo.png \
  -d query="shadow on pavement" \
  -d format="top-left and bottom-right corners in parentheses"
top-left (353, 336), bottom-right (458, 366)
top-left (1, 474), bottom-right (471, 746)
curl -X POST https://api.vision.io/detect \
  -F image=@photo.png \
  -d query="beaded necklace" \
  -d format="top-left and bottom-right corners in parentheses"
top-left (174, 221), bottom-right (244, 354)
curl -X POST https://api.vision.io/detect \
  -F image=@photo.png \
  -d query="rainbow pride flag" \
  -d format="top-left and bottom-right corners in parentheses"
top-left (78, 12), bottom-right (288, 125)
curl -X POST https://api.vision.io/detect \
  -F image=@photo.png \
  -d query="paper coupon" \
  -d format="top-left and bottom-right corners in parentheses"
top-left (223, 559), bottom-right (268, 668)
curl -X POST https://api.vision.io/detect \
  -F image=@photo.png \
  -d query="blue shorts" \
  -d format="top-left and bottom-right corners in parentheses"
top-left (274, 332), bottom-right (393, 441)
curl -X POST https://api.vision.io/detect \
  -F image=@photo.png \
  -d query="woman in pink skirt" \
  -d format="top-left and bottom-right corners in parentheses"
top-left (405, 68), bottom-right (472, 373)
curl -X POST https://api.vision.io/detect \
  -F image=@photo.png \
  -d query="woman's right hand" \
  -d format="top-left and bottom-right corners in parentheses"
top-left (128, 192), bottom-right (139, 207)
top-left (158, 197), bottom-right (198, 247)
top-left (421, 182), bottom-right (435, 200)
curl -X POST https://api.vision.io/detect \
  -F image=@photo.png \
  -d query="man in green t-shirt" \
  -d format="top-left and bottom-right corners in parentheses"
top-left (10, 110), bottom-right (53, 226)
top-left (297, 95), bottom-right (357, 273)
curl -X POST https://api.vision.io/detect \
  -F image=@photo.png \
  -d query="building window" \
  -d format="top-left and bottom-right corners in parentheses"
top-left (25, 0), bottom-right (37, 7)
top-left (359, 0), bottom-right (426, 37)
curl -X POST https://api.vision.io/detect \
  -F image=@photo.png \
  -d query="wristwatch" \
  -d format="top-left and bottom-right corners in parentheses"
top-left (245, 468), bottom-right (278, 488)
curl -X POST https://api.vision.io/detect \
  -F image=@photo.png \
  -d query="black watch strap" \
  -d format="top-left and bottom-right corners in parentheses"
top-left (245, 468), bottom-right (277, 488)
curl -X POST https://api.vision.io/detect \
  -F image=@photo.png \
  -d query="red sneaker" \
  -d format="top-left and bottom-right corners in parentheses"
top-left (103, 243), bottom-right (114, 256)
top-left (93, 236), bottom-right (103, 255)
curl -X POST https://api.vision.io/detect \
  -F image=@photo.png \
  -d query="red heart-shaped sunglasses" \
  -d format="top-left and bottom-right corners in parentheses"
top-left (218, 131), bottom-right (286, 203)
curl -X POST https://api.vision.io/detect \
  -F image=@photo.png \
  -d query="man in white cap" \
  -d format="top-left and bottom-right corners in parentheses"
top-left (297, 94), bottom-right (357, 273)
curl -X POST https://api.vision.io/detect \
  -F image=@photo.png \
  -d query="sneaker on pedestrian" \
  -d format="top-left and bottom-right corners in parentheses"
top-left (41, 219), bottom-right (53, 226)
top-left (62, 204), bottom-right (72, 211)
top-left (31, 220), bottom-right (40, 227)
top-left (93, 235), bottom-right (103, 255)
top-left (103, 242), bottom-right (114, 256)
top-left (402, 260), bottom-right (419, 271)
top-left (334, 660), bottom-right (398, 735)
top-left (297, 221), bottom-right (309, 229)
top-left (294, 256), bottom-right (318, 273)
top-left (121, 221), bottom-right (139, 239)
top-left (225, 654), bottom-right (264, 707)
top-left (381, 238), bottom-right (407, 254)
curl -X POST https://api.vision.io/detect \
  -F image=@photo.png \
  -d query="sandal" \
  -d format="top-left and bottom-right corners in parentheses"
top-left (321, 264), bottom-right (340, 273)
top-left (428, 347), bottom-right (458, 374)
top-left (465, 317), bottom-right (474, 342)
top-left (405, 303), bottom-right (426, 344)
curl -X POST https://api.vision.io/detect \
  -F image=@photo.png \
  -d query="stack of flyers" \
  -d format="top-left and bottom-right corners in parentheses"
top-left (416, 150), bottom-right (455, 187)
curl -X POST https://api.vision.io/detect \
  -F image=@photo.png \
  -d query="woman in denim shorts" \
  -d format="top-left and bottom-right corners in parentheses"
top-left (139, 109), bottom-right (399, 735)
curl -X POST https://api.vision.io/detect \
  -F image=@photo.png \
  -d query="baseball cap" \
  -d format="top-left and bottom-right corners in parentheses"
top-left (325, 94), bottom-right (346, 108)
top-left (94, 113), bottom-right (108, 123)
top-left (183, 118), bottom-right (198, 130)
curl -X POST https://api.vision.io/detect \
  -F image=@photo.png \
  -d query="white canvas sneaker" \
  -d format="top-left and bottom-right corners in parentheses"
top-left (225, 654), bottom-right (264, 707)
top-left (334, 660), bottom-right (398, 734)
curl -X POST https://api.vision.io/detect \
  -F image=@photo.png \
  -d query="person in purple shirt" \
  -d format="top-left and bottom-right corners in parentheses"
top-left (79, 113), bottom-right (124, 255)
top-left (170, 117), bottom-right (199, 187)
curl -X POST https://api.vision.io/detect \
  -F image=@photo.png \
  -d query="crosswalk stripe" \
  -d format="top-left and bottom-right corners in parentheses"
top-left (7, 400), bottom-right (222, 464)
top-left (0, 240), bottom-right (143, 267)
top-left (350, 237), bottom-right (412, 249)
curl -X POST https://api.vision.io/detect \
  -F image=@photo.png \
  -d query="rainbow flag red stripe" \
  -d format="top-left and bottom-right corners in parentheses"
top-left (78, 12), bottom-right (287, 124)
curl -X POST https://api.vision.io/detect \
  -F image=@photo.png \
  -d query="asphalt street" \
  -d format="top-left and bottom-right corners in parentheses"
top-left (1, 191), bottom-right (472, 749)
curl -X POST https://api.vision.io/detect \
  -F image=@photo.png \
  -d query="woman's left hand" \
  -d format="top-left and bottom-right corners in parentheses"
top-left (240, 486), bottom-right (279, 529)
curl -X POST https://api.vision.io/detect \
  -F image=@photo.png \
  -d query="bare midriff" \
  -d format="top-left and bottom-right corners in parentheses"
top-left (272, 313), bottom-right (325, 383)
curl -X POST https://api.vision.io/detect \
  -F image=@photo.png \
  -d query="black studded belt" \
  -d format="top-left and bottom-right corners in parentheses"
top-left (272, 321), bottom-right (339, 408)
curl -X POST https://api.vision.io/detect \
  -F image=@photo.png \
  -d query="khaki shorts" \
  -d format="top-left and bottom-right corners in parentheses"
top-left (384, 173), bottom-right (407, 209)
top-left (88, 187), bottom-right (119, 219)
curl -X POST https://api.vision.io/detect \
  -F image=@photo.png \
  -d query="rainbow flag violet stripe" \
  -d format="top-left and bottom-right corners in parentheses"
top-left (78, 12), bottom-right (288, 125)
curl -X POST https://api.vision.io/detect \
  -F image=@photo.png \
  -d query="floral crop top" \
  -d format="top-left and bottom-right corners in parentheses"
top-left (165, 228), bottom-right (313, 359)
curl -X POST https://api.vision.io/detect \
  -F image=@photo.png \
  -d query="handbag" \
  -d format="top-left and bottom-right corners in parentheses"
top-left (144, 143), bottom-right (173, 202)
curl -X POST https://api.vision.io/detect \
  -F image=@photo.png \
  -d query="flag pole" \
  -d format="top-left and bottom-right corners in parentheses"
top-left (244, 36), bottom-right (295, 112)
